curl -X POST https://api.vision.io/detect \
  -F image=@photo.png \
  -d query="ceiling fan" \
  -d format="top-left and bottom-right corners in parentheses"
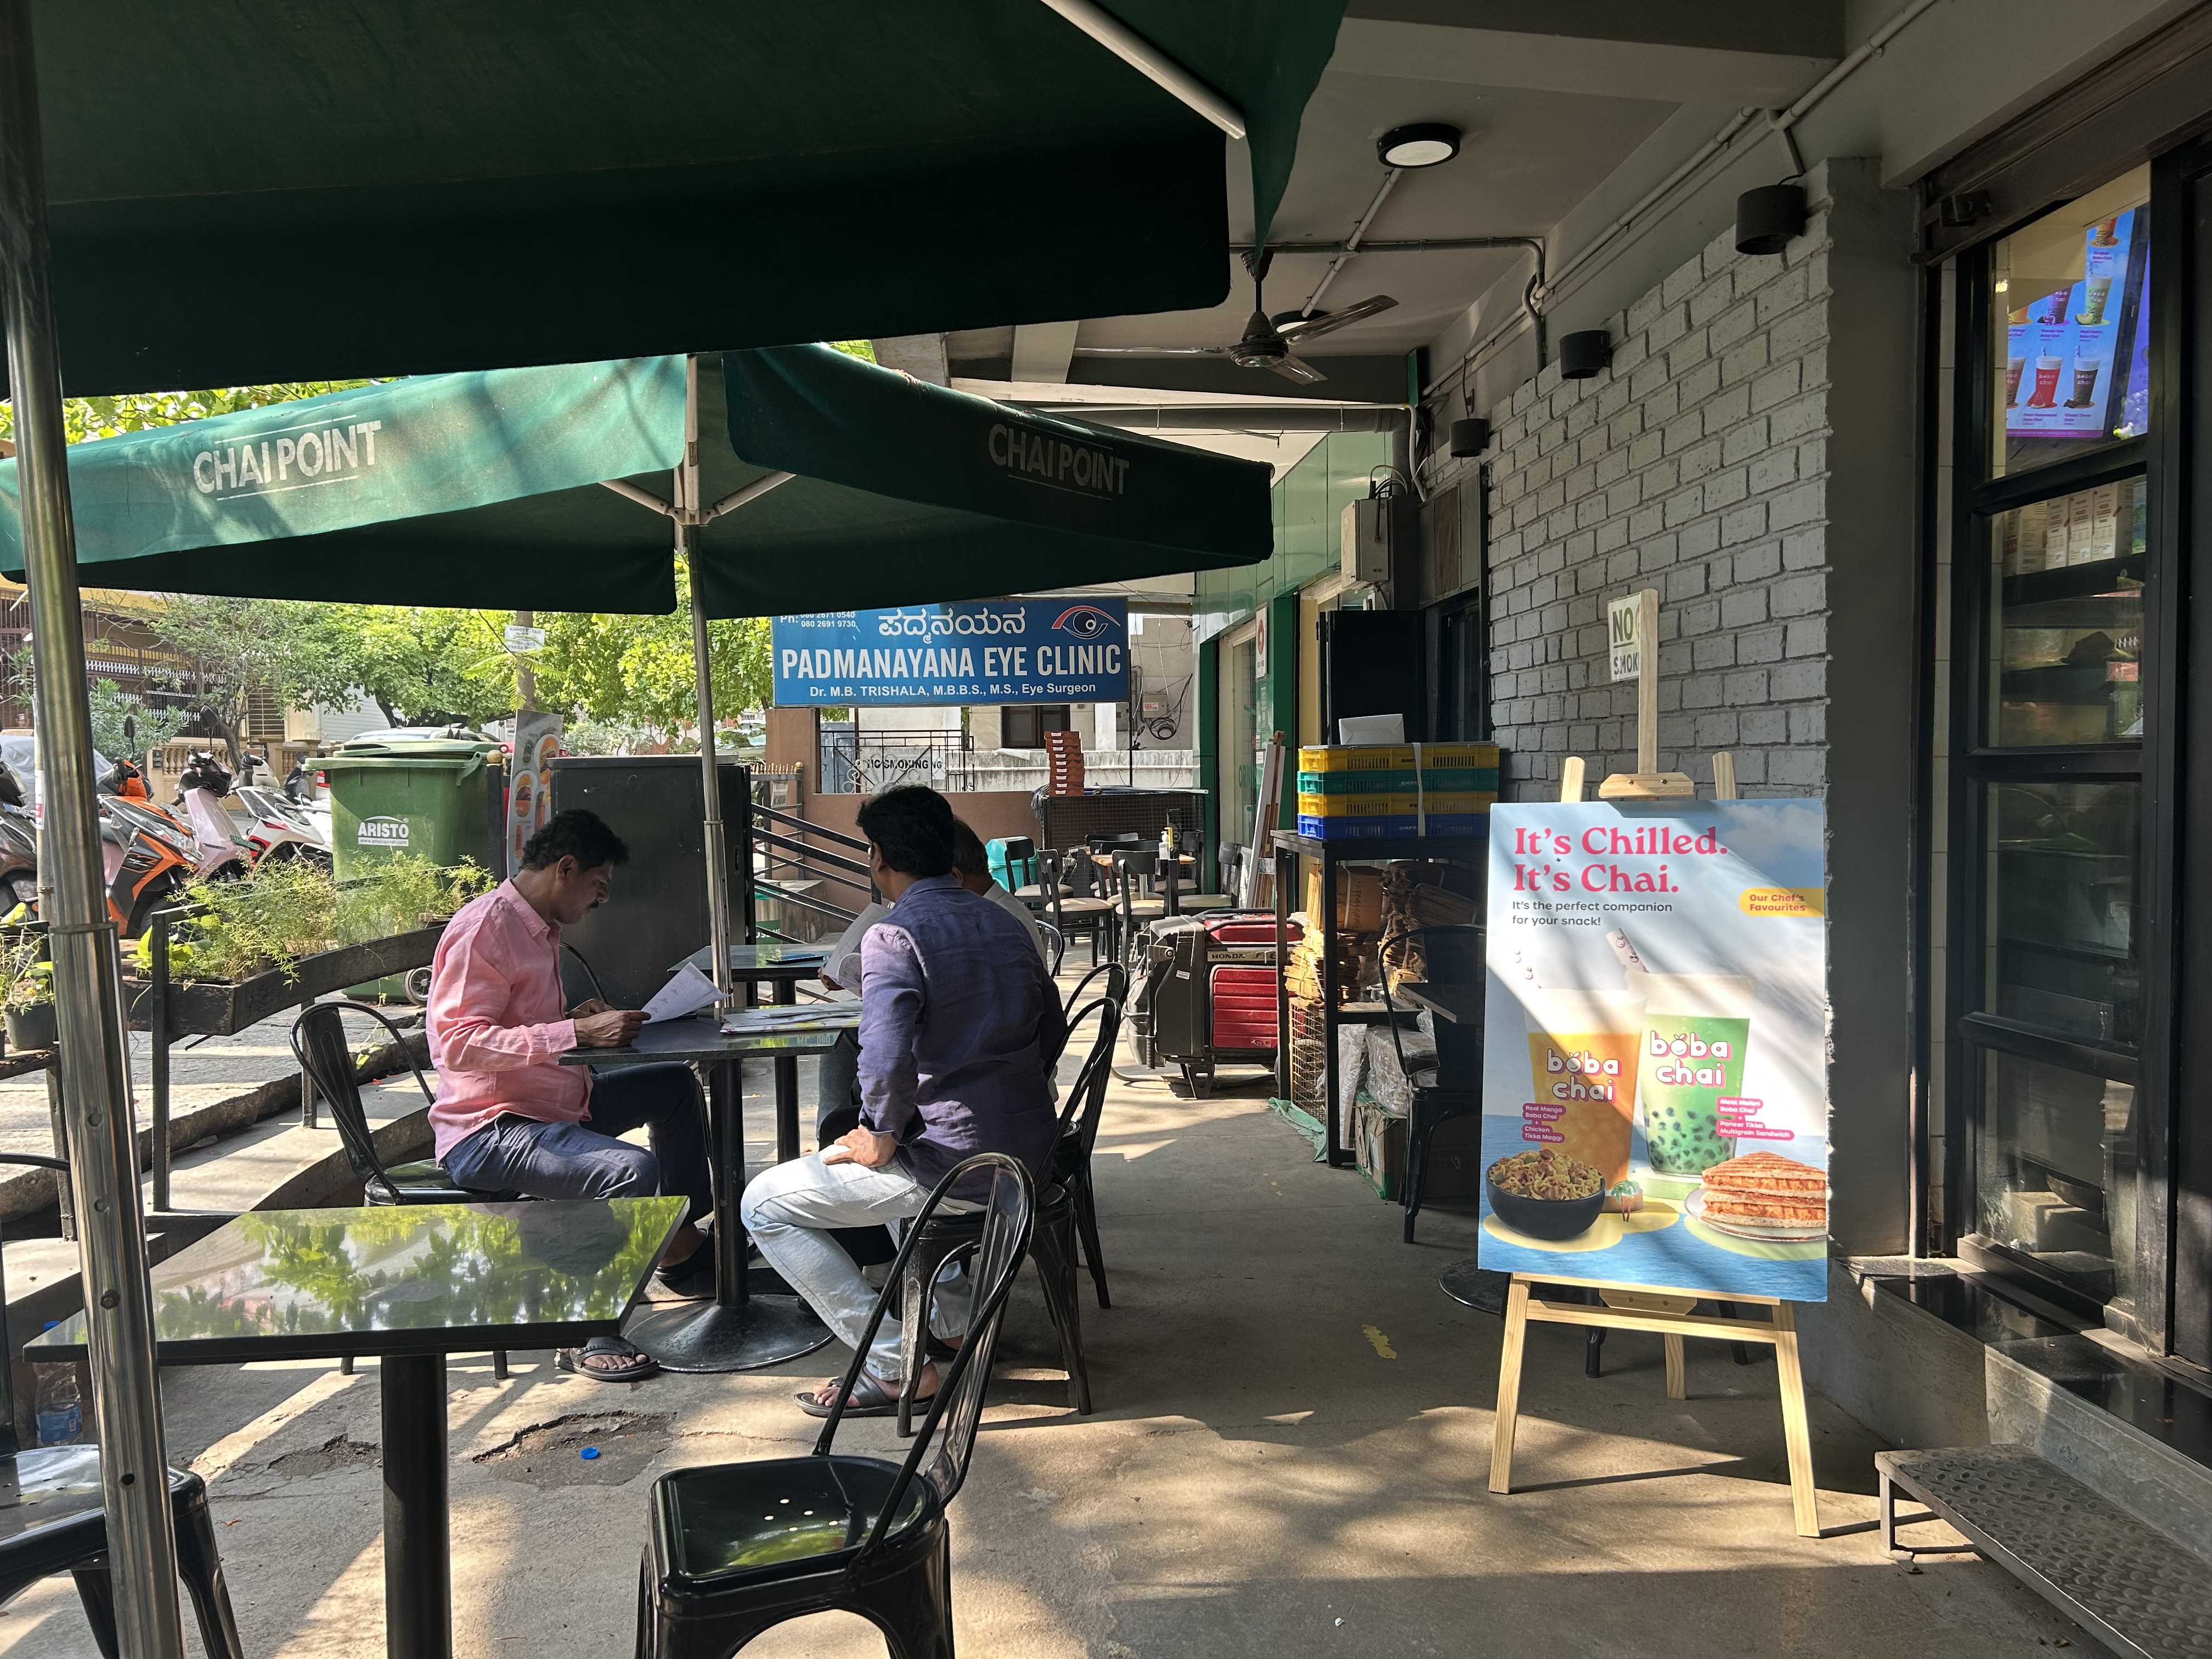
top-left (1079, 250), bottom-right (1397, 384)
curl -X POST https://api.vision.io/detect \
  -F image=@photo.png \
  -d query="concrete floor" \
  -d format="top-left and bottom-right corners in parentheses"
top-left (0, 1031), bottom-right (2085, 1657)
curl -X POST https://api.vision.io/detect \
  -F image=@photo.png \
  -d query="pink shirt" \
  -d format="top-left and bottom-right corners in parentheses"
top-left (427, 882), bottom-right (585, 1159)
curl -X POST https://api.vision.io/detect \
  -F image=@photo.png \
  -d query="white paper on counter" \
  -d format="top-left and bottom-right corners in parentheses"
top-left (642, 963), bottom-right (721, 1024)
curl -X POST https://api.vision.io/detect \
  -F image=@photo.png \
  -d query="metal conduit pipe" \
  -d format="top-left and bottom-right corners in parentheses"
top-left (1299, 167), bottom-right (1402, 318)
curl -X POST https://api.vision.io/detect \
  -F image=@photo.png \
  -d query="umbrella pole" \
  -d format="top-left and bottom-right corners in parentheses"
top-left (0, 7), bottom-right (189, 1657)
top-left (680, 358), bottom-right (733, 1002)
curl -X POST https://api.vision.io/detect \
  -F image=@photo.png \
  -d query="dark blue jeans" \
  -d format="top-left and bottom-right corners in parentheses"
top-left (442, 1062), bottom-right (712, 1227)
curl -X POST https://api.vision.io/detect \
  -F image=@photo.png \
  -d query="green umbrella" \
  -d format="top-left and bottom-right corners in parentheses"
top-left (0, 342), bottom-right (1271, 1004)
top-left (23, 0), bottom-right (1347, 393)
top-left (0, 345), bottom-right (1272, 614)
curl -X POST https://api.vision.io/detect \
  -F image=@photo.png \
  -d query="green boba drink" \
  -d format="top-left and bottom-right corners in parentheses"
top-left (1633, 973), bottom-right (1754, 1176)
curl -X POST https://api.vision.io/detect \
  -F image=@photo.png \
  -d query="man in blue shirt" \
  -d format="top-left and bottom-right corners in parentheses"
top-left (741, 785), bottom-right (1066, 1417)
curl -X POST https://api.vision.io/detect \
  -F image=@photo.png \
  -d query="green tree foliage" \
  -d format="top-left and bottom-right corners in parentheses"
top-left (88, 679), bottom-right (189, 761)
top-left (146, 595), bottom-right (343, 765)
top-left (534, 569), bottom-right (771, 746)
top-left (297, 605), bottom-right (518, 728)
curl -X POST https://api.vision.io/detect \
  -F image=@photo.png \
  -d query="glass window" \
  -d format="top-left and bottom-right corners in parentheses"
top-left (1977, 1051), bottom-right (2137, 1307)
top-left (1001, 704), bottom-right (1070, 749)
top-left (1989, 165), bottom-right (2151, 479)
top-left (1986, 477), bottom-right (2145, 745)
top-left (1980, 781), bottom-right (2139, 1043)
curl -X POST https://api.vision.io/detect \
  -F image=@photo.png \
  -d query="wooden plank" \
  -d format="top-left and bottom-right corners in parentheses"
top-left (1712, 751), bottom-right (1739, 800)
top-left (1773, 1302), bottom-right (1822, 1536)
top-left (1636, 588), bottom-right (1660, 776)
top-left (1522, 1296), bottom-right (1781, 1345)
top-left (1488, 1277), bottom-right (1531, 1494)
top-left (1514, 1268), bottom-right (1781, 1306)
top-left (1664, 1334), bottom-right (1688, 1401)
top-left (1559, 757), bottom-right (1585, 803)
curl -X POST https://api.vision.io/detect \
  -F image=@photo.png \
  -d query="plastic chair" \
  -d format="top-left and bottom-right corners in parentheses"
top-left (0, 1154), bottom-right (245, 1659)
top-left (1376, 926), bottom-right (1486, 1243)
top-left (289, 1001), bottom-right (511, 1376)
top-left (891, 998), bottom-right (1120, 1434)
top-left (635, 1154), bottom-right (1036, 1659)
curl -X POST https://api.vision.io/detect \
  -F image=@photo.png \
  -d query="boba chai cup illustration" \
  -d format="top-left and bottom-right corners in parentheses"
top-left (1630, 970), bottom-right (1756, 1176)
top-left (1521, 987), bottom-right (1645, 1190)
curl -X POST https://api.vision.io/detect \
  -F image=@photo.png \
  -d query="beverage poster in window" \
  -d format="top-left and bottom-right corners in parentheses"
top-left (2006, 207), bottom-right (2144, 442)
top-left (1478, 800), bottom-right (1831, 1300)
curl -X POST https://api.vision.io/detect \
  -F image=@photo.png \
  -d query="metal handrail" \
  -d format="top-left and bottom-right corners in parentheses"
top-left (755, 799), bottom-right (867, 851)
top-left (753, 878), bottom-right (861, 926)
top-left (752, 823), bottom-right (873, 881)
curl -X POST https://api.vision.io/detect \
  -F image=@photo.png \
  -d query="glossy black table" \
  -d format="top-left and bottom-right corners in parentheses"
top-left (676, 942), bottom-right (833, 1161)
top-left (30, 1197), bottom-right (684, 1659)
top-left (568, 1009), bottom-right (856, 1373)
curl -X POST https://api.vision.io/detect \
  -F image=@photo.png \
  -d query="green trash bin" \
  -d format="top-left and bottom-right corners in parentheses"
top-left (320, 738), bottom-right (507, 997)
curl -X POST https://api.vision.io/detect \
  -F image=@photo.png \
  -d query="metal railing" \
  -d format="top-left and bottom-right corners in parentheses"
top-left (744, 767), bottom-right (876, 947)
top-left (817, 727), bottom-right (985, 794)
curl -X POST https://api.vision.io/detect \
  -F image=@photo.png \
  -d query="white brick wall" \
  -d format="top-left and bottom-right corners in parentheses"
top-left (1437, 167), bottom-right (1842, 800)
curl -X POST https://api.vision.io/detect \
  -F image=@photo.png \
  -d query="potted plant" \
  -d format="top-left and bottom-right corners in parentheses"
top-left (2, 935), bottom-right (56, 1052)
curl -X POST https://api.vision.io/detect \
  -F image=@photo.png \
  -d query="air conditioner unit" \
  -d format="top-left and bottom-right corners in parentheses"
top-left (1340, 495), bottom-right (1396, 583)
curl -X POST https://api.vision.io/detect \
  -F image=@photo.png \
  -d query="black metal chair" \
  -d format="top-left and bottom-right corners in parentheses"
top-left (635, 1154), bottom-right (1036, 1659)
top-left (0, 1153), bottom-right (245, 1659)
top-left (1062, 959), bottom-right (1126, 1018)
top-left (1376, 926), bottom-right (1487, 1243)
top-left (1049, 996), bottom-right (1123, 1309)
top-left (890, 998), bottom-right (1120, 1435)
top-left (1041, 851), bottom-right (1118, 968)
top-left (1035, 920), bottom-right (1066, 978)
top-left (289, 1000), bottom-right (512, 1377)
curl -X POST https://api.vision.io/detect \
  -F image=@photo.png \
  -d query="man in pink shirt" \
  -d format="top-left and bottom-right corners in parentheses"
top-left (432, 809), bottom-right (710, 1381)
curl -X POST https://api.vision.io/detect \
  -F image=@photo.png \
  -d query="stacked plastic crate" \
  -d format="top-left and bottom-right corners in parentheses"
top-left (1294, 743), bottom-right (1500, 840)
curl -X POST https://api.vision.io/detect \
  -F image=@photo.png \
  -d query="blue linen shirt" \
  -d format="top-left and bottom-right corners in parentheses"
top-left (857, 874), bottom-right (1068, 1188)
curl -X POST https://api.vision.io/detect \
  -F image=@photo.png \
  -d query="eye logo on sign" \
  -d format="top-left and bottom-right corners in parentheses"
top-left (1052, 604), bottom-right (1116, 641)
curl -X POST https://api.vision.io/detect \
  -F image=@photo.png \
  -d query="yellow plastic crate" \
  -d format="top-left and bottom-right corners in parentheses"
top-left (1298, 744), bottom-right (1418, 774)
top-left (1295, 791), bottom-right (1415, 818)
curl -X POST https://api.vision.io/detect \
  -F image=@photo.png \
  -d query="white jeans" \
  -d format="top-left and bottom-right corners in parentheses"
top-left (738, 1153), bottom-right (972, 1383)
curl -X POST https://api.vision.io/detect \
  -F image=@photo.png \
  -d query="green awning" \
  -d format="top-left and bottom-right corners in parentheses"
top-left (25, 0), bottom-right (1346, 394)
top-left (0, 346), bottom-right (1272, 614)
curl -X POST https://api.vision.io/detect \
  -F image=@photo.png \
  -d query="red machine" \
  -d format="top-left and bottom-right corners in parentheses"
top-left (1132, 911), bottom-right (1302, 1097)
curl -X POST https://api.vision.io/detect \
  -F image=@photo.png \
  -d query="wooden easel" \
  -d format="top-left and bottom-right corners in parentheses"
top-left (1487, 741), bottom-right (1821, 1537)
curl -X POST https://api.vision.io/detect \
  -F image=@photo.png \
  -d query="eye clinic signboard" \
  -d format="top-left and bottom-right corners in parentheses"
top-left (772, 598), bottom-right (1129, 707)
top-left (1478, 798), bottom-right (1831, 1302)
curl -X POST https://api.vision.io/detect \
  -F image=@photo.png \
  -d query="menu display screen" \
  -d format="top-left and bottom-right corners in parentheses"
top-left (2005, 208), bottom-right (2144, 442)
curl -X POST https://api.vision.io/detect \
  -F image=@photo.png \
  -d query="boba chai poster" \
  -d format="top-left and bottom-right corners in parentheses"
top-left (1477, 800), bottom-right (1830, 1301)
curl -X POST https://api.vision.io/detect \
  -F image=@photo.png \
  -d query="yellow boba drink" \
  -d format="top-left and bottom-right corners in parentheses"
top-left (1521, 989), bottom-right (1645, 1189)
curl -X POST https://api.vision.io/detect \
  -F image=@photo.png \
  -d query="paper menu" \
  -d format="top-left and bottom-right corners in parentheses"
top-left (642, 963), bottom-right (721, 1024)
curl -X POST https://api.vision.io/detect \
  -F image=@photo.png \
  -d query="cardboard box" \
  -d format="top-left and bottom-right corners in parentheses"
top-left (1304, 866), bottom-right (1386, 932)
top-left (1355, 1102), bottom-right (1406, 1200)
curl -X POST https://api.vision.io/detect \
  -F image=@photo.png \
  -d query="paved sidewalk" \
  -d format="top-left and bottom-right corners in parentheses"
top-left (0, 968), bottom-right (2078, 1659)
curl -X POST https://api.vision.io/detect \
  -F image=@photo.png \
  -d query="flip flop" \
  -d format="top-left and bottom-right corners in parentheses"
top-left (795, 1370), bottom-right (933, 1419)
top-left (557, 1335), bottom-right (660, 1383)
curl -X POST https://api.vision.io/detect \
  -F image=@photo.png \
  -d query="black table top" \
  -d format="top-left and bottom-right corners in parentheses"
top-left (677, 943), bottom-right (831, 980)
top-left (1395, 981), bottom-right (1482, 1025)
top-left (563, 1009), bottom-right (854, 1066)
top-left (29, 1197), bottom-right (685, 1365)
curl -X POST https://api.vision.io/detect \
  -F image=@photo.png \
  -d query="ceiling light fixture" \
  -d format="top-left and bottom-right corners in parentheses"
top-left (1376, 123), bottom-right (1460, 170)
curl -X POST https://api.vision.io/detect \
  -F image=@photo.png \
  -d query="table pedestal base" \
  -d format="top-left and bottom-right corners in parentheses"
top-left (623, 1294), bottom-right (831, 1373)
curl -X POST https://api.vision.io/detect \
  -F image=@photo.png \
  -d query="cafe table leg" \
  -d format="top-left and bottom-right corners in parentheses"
top-left (621, 1056), bottom-right (832, 1373)
top-left (771, 978), bottom-right (801, 1163)
top-left (381, 1353), bottom-right (452, 1659)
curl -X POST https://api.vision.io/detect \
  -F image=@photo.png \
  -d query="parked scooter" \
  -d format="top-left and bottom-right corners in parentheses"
top-left (0, 805), bottom-right (37, 915)
top-left (172, 748), bottom-right (233, 803)
top-left (97, 797), bottom-right (204, 936)
top-left (234, 785), bottom-right (332, 871)
top-left (99, 754), bottom-right (152, 799)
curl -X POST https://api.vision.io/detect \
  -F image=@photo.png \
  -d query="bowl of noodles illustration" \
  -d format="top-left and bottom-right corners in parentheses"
top-left (1486, 1147), bottom-right (1607, 1240)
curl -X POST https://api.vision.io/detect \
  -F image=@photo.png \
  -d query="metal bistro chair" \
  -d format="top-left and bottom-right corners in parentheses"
top-left (1376, 925), bottom-right (1487, 1244)
top-left (636, 1154), bottom-right (1036, 1659)
top-left (1061, 959), bottom-right (1126, 1019)
top-left (891, 997), bottom-right (1120, 1436)
top-left (1035, 920), bottom-right (1066, 978)
top-left (1042, 851), bottom-right (1118, 968)
top-left (1050, 995), bottom-right (1122, 1309)
top-left (289, 1000), bottom-right (514, 1378)
top-left (0, 1152), bottom-right (246, 1659)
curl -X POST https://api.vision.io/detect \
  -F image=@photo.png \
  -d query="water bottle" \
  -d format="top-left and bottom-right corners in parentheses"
top-left (35, 1323), bottom-right (82, 1445)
